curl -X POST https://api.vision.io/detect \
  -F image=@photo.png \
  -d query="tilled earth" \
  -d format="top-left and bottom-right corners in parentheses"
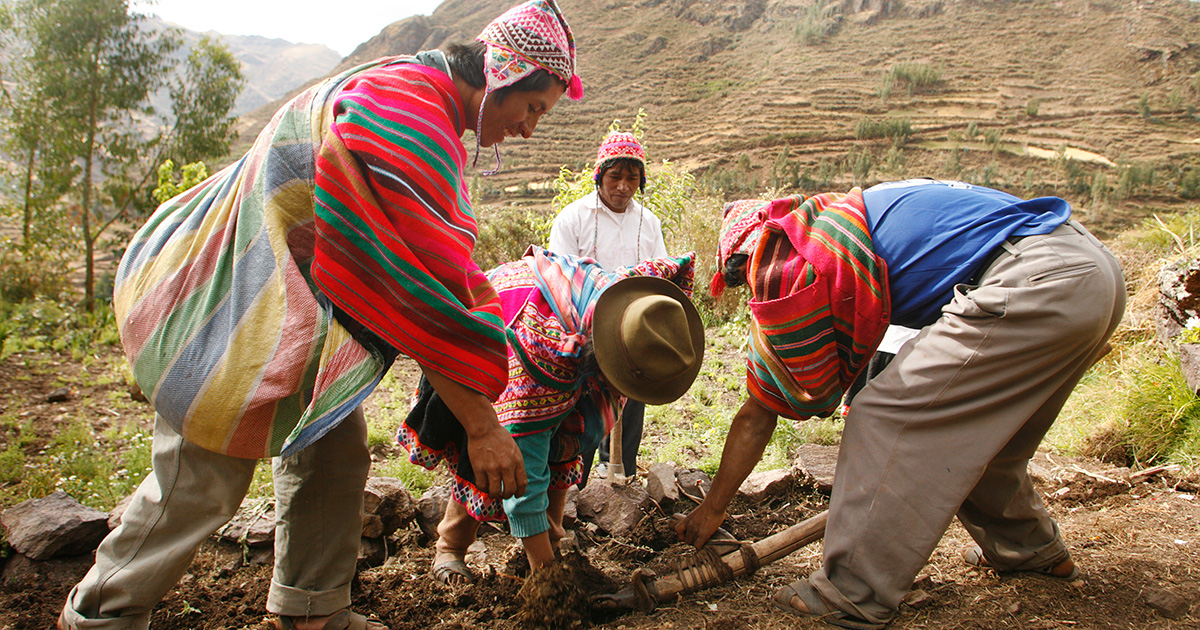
top-left (2, 349), bottom-right (1200, 630)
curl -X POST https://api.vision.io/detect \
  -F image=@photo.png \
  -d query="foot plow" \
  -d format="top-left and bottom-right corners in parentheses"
top-left (592, 510), bottom-right (828, 612)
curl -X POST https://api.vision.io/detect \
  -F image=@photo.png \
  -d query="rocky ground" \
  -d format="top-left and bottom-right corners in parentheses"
top-left (1, 347), bottom-right (1199, 630)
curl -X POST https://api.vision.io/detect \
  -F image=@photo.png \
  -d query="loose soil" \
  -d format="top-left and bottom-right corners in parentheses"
top-left (2, 345), bottom-right (1199, 630)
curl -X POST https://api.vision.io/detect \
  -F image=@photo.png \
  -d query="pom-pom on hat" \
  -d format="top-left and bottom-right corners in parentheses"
top-left (477, 0), bottom-right (583, 101)
top-left (593, 131), bottom-right (646, 181)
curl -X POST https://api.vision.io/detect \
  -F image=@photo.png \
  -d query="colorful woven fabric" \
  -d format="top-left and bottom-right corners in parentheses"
top-left (593, 131), bottom-right (646, 178)
top-left (399, 246), bottom-right (696, 521)
top-left (478, 0), bottom-right (583, 100)
top-left (742, 190), bottom-right (891, 419)
top-left (311, 59), bottom-right (509, 401)
top-left (711, 197), bottom-right (794, 297)
top-left (114, 58), bottom-right (410, 459)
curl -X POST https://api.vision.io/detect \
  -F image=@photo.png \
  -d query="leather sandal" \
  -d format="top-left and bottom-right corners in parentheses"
top-left (432, 558), bottom-right (477, 585)
top-left (771, 579), bottom-right (890, 629)
top-left (273, 609), bottom-right (387, 630)
top-left (962, 545), bottom-right (1080, 580)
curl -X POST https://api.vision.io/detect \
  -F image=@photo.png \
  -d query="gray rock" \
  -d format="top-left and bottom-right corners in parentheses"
top-left (246, 546), bottom-right (274, 566)
top-left (1180, 344), bottom-right (1200, 395)
top-left (363, 476), bottom-right (417, 537)
top-left (357, 537), bottom-right (387, 569)
top-left (415, 483), bottom-right (453, 540)
top-left (1, 491), bottom-right (109, 560)
top-left (216, 498), bottom-right (275, 547)
top-left (1144, 587), bottom-right (1191, 619)
top-left (1, 551), bottom-right (93, 590)
top-left (902, 588), bottom-right (933, 609)
top-left (646, 462), bottom-right (680, 505)
top-left (576, 478), bottom-right (653, 537)
top-left (675, 469), bottom-right (712, 502)
top-left (737, 468), bottom-right (794, 503)
top-left (1156, 258), bottom-right (1200, 393)
top-left (794, 444), bottom-right (839, 494)
top-left (563, 484), bottom-right (579, 527)
top-left (361, 513), bottom-right (384, 539)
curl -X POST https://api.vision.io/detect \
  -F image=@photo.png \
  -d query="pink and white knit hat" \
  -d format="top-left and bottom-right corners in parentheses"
top-left (477, 0), bottom-right (584, 101)
top-left (710, 198), bottom-right (770, 297)
top-left (593, 131), bottom-right (646, 178)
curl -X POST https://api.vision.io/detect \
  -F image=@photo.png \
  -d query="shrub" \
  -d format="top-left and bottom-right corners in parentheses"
top-left (853, 117), bottom-right (913, 145)
top-left (0, 239), bottom-right (74, 304)
top-left (848, 148), bottom-right (874, 187)
top-left (1137, 93), bottom-right (1152, 120)
top-left (153, 160), bottom-right (210, 204)
top-left (794, 0), bottom-right (840, 45)
top-left (1115, 161), bottom-right (1157, 200)
top-left (888, 62), bottom-right (942, 95)
top-left (0, 298), bottom-right (120, 360)
top-left (473, 204), bottom-right (543, 271)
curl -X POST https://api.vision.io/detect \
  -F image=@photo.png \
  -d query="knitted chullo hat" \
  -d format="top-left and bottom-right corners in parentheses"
top-left (473, 0), bottom-right (583, 175)
top-left (593, 131), bottom-right (647, 189)
top-left (710, 198), bottom-right (771, 297)
top-left (477, 0), bottom-right (584, 100)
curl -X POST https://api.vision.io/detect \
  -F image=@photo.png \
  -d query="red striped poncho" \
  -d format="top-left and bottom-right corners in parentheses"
top-left (744, 189), bottom-right (891, 419)
top-left (114, 55), bottom-right (506, 459)
top-left (313, 60), bottom-right (508, 400)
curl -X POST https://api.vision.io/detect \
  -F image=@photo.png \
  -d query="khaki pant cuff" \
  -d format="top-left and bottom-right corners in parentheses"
top-left (266, 580), bottom-right (352, 616)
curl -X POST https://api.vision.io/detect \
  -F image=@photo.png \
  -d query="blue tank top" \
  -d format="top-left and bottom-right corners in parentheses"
top-left (863, 179), bottom-right (1071, 327)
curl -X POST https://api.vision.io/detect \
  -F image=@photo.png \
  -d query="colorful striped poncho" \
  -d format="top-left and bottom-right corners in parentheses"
top-left (400, 246), bottom-right (695, 520)
top-left (742, 189), bottom-right (891, 419)
top-left (114, 54), bottom-right (506, 458)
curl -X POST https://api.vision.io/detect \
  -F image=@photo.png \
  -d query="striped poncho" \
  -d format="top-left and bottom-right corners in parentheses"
top-left (400, 246), bottom-right (696, 521)
top-left (741, 189), bottom-right (891, 419)
top-left (114, 54), bottom-right (506, 458)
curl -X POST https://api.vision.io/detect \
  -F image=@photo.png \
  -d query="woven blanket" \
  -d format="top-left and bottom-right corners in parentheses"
top-left (744, 189), bottom-right (891, 419)
top-left (115, 55), bottom-right (503, 458)
top-left (399, 246), bottom-right (695, 520)
top-left (312, 59), bottom-right (508, 399)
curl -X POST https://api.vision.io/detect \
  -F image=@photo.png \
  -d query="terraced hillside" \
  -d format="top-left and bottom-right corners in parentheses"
top-left (241, 0), bottom-right (1200, 230)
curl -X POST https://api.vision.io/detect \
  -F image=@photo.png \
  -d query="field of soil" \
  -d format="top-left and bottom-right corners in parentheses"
top-left (2, 338), bottom-right (1199, 630)
top-left (6, 0), bottom-right (1200, 628)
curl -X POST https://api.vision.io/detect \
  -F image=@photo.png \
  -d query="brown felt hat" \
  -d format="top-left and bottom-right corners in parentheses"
top-left (593, 276), bottom-right (704, 405)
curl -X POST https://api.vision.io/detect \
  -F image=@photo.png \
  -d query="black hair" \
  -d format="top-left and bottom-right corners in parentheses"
top-left (721, 253), bottom-right (749, 289)
top-left (444, 41), bottom-right (567, 104)
top-left (594, 157), bottom-right (647, 193)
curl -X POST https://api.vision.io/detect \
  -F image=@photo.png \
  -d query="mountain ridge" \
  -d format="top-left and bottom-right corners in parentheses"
top-left (235, 0), bottom-right (1200, 228)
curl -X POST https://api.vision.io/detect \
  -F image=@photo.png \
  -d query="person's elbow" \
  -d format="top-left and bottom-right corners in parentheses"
top-left (736, 396), bottom-right (779, 437)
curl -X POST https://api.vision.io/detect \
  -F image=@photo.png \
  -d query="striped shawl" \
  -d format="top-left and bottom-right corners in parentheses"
top-left (743, 189), bottom-right (891, 419)
top-left (114, 55), bottom-right (505, 458)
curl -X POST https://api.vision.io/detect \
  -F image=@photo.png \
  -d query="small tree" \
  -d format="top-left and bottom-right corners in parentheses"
top-left (5, 0), bottom-right (243, 308)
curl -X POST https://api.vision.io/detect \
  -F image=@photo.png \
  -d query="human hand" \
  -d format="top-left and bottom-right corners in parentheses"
top-left (675, 502), bottom-right (728, 549)
top-left (466, 423), bottom-right (527, 499)
top-left (420, 367), bottom-right (528, 500)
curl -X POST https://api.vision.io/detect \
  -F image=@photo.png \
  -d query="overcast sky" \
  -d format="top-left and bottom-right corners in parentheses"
top-left (136, 0), bottom-right (443, 56)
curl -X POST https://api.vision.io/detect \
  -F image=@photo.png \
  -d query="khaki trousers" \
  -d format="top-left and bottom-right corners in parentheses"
top-left (810, 220), bottom-right (1126, 624)
top-left (60, 408), bottom-right (370, 629)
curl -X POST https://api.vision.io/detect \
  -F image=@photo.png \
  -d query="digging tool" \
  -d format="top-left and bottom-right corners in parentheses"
top-left (592, 509), bottom-right (828, 612)
top-left (608, 416), bottom-right (625, 479)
